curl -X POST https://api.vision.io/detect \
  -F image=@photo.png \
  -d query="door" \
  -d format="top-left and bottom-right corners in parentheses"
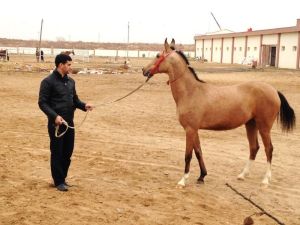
top-left (261, 45), bottom-right (270, 67)
top-left (270, 46), bottom-right (276, 66)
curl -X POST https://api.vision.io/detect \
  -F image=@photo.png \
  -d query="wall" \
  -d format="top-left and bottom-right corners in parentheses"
top-left (233, 37), bottom-right (246, 64)
top-left (262, 34), bottom-right (277, 45)
top-left (278, 33), bottom-right (298, 69)
top-left (246, 36), bottom-right (260, 62)
top-left (195, 40), bottom-right (202, 59)
top-left (222, 38), bottom-right (233, 63)
top-left (203, 39), bottom-right (212, 61)
top-left (212, 39), bottom-right (222, 63)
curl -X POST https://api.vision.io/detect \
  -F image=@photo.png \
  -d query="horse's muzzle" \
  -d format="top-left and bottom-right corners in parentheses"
top-left (143, 70), bottom-right (152, 78)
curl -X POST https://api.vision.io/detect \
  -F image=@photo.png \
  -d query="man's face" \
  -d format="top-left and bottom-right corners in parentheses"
top-left (59, 61), bottom-right (72, 75)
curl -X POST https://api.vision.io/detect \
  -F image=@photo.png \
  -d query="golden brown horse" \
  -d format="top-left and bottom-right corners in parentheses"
top-left (61, 50), bottom-right (75, 55)
top-left (142, 38), bottom-right (295, 187)
top-left (0, 49), bottom-right (9, 61)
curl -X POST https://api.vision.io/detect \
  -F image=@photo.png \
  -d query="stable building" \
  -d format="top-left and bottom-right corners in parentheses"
top-left (194, 19), bottom-right (300, 69)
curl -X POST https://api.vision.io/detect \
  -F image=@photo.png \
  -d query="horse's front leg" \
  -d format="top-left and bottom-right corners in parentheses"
top-left (194, 132), bottom-right (207, 183)
top-left (177, 129), bottom-right (195, 187)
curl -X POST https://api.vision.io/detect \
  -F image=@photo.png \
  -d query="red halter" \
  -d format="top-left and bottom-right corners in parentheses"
top-left (149, 51), bottom-right (172, 75)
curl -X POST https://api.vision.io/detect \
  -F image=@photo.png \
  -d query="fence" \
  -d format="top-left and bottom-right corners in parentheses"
top-left (0, 46), bottom-right (195, 58)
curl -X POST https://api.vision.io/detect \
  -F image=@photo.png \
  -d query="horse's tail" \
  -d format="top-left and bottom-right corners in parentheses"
top-left (277, 91), bottom-right (296, 132)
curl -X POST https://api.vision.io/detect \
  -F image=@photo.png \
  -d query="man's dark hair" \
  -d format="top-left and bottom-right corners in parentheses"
top-left (55, 54), bottom-right (72, 67)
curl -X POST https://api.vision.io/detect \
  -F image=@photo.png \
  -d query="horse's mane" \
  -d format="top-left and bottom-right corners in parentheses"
top-left (175, 50), bottom-right (205, 83)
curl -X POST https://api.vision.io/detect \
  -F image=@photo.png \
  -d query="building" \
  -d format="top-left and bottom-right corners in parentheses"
top-left (194, 19), bottom-right (300, 69)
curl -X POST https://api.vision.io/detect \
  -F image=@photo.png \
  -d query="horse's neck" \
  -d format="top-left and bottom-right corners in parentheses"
top-left (169, 69), bottom-right (203, 104)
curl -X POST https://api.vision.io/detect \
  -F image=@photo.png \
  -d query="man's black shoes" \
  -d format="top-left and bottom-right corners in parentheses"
top-left (64, 182), bottom-right (73, 187)
top-left (56, 183), bottom-right (68, 192)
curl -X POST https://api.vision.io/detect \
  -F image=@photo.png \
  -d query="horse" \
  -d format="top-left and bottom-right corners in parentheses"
top-left (61, 50), bottom-right (75, 56)
top-left (0, 49), bottom-right (9, 61)
top-left (142, 38), bottom-right (296, 187)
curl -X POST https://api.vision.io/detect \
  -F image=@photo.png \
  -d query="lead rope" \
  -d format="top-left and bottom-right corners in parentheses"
top-left (55, 112), bottom-right (88, 138)
top-left (55, 76), bottom-right (151, 138)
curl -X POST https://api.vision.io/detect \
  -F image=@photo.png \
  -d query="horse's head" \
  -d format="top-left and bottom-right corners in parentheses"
top-left (71, 50), bottom-right (75, 55)
top-left (142, 38), bottom-right (176, 78)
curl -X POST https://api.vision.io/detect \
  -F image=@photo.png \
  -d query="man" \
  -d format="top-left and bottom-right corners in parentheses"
top-left (40, 50), bottom-right (44, 62)
top-left (38, 54), bottom-right (93, 192)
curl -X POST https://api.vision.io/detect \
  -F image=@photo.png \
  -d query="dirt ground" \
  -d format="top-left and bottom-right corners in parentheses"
top-left (1, 55), bottom-right (300, 225)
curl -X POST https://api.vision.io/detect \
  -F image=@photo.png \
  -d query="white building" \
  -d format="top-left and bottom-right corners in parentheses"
top-left (194, 19), bottom-right (300, 69)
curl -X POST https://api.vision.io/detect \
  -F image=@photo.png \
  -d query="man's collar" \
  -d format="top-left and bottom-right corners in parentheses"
top-left (54, 69), bottom-right (69, 80)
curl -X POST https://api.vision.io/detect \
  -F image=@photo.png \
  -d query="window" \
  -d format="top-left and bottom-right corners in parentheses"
top-left (293, 46), bottom-right (297, 51)
top-left (234, 47), bottom-right (236, 51)
top-left (281, 46), bottom-right (285, 51)
top-left (226, 47), bottom-right (229, 51)
top-left (215, 47), bottom-right (218, 50)
top-left (254, 47), bottom-right (257, 51)
top-left (247, 47), bottom-right (250, 51)
top-left (239, 47), bottom-right (242, 51)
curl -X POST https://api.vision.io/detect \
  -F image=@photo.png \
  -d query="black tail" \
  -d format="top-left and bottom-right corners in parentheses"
top-left (278, 91), bottom-right (296, 132)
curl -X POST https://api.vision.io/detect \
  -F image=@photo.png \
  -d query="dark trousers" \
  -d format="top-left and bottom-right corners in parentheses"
top-left (48, 122), bottom-right (75, 186)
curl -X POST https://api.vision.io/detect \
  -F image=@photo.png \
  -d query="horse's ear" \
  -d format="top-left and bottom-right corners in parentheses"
top-left (170, 38), bottom-right (175, 50)
top-left (164, 38), bottom-right (172, 52)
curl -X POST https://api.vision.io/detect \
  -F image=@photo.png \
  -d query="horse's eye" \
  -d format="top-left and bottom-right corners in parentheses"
top-left (156, 53), bottom-right (160, 58)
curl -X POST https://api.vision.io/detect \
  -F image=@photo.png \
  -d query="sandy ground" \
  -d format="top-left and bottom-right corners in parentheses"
top-left (0, 56), bottom-right (300, 225)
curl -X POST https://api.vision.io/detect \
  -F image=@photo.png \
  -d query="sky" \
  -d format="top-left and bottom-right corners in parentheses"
top-left (0, 0), bottom-right (299, 44)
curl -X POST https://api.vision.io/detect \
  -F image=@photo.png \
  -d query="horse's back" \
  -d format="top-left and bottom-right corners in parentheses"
top-left (0, 49), bottom-right (7, 55)
top-left (179, 81), bottom-right (280, 131)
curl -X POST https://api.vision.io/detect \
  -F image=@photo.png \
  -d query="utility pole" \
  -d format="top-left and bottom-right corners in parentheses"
top-left (127, 21), bottom-right (130, 60)
top-left (38, 18), bottom-right (43, 62)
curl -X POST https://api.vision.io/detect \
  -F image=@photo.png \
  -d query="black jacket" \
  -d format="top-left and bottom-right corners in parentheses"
top-left (38, 70), bottom-right (86, 123)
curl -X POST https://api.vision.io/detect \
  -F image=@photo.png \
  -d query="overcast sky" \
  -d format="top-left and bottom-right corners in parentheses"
top-left (1, 0), bottom-right (299, 44)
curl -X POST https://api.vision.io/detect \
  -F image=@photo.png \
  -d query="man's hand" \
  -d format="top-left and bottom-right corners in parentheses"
top-left (85, 103), bottom-right (94, 111)
top-left (55, 115), bottom-right (64, 125)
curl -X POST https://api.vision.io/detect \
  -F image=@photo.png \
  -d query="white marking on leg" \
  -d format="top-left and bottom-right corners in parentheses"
top-left (237, 159), bottom-right (254, 180)
top-left (177, 173), bottom-right (189, 187)
top-left (262, 162), bottom-right (272, 185)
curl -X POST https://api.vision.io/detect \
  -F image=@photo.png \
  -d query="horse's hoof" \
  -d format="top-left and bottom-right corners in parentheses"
top-left (197, 178), bottom-right (205, 184)
top-left (177, 179), bottom-right (186, 188)
top-left (261, 182), bottom-right (269, 188)
top-left (176, 184), bottom-right (185, 189)
top-left (177, 176), bottom-right (188, 187)
top-left (261, 178), bottom-right (270, 186)
top-left (237, 174), bottom-right (245, 180)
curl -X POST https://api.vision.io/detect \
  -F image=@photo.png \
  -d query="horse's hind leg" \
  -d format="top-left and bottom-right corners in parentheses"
top-left (194, 132), bottom-right (207, 183)
top-left (238, 119), bottom-right (260, 180)
top-left (259, 129), bottom-right (273, 185)
top-left (177, 128), bottom-right (196, 187)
